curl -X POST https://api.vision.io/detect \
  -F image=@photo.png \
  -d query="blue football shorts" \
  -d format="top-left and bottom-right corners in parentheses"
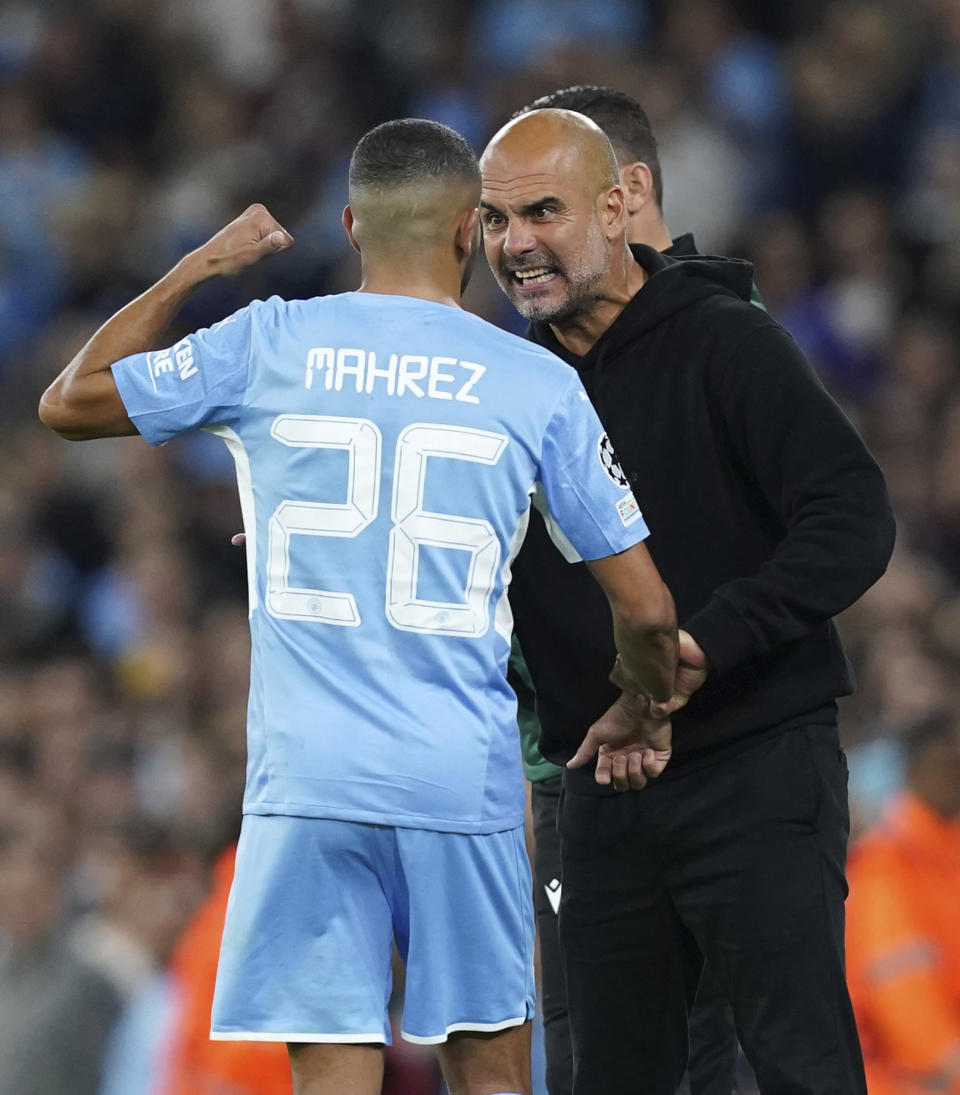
top-left (210, 813), bottom-right (535, 1045)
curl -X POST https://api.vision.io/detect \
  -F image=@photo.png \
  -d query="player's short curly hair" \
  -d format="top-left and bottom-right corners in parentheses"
top-left (349, 119), bottom-right (480, 191)
top-left (518, 86), bottom-right (663, 208)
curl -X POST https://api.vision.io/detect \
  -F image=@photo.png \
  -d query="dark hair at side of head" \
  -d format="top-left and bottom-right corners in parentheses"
top-left (517, 85), bottom-right (663, 207)
top-left (349, 118), bottom-right (480, 192)
top-left (903, 709), bottom-right (958, 769)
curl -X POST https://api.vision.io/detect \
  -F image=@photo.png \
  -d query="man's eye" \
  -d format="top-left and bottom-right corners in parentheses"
top-left (483, 213), bottom-right (504, 229)
top-left (532, 206), bottom-right (553, 219)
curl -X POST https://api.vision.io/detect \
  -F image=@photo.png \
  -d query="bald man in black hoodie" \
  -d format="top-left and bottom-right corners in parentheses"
top-left (510, 85), bottom-right (760, 1095)
top-left (480, 109), bottom-right (895, 1095)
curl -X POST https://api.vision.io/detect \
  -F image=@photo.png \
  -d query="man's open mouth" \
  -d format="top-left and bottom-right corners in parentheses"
top-left (510, 266), bottom-right (557, 287)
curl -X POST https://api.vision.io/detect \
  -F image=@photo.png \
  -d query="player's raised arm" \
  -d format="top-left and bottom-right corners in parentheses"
top-left (39, 204), bottom-right (293, 441)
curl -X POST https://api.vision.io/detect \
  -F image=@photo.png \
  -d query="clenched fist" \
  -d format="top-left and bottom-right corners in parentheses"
top-left (189, 204), bottom-right (294, 279)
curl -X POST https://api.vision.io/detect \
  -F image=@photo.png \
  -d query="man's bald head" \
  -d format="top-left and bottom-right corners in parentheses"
top-left (481, 109), bottom-right (620, 199)
top-left (479, 109), bottom-right (630, 326)
top-left (517, 87), bottom-right (664, 207)
top-left (348, 119), bottom-right (481, 253)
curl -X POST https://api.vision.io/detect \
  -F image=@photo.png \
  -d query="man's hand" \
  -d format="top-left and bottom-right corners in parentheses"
top-left (189, 204), bottom-right (293, 279)
top-left (594, 737), bottom-right (672, 791)
top-left (566, 692), bottom-right (672, 791)
top-left (571, 629), bottom-right (708, 792)
top-left (646, 629), bottom-right (709, 718)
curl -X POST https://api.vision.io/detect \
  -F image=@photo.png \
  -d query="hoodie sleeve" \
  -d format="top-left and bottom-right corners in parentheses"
top-left (682, 321), bottom-right (896, 679)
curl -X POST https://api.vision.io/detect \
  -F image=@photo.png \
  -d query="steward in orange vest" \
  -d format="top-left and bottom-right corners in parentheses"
top-left (846, 714), bottom-right (960, 1095)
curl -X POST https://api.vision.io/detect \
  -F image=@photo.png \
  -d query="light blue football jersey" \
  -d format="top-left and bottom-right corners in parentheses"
top-left (112, 292), bottom-right (648, 833)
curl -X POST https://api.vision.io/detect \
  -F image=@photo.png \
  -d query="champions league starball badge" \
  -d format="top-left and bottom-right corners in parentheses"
top-left (598, 433), bottom-right (630, 488)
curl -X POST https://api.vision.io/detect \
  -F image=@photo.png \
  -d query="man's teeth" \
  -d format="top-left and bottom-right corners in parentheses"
top-left (514, 267), bottom-right (554, 284)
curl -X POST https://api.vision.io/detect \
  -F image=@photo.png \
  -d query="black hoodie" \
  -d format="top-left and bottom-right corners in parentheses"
top-left (509, 243), bottom-right (896, 782)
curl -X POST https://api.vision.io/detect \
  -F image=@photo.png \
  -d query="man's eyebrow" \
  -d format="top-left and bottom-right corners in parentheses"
top-left (479, 196), bottom-right (561, 215)
top-left (519, 196), bottom-right (561, 215)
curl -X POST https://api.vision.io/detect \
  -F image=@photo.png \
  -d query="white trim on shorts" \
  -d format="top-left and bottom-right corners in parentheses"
top-left (401, 1013), bottom-right (529, 1046)
top-left (210, 1013), bottom-right (529, 1047)
top-left (210, 1031), bottom-right (386, 1044)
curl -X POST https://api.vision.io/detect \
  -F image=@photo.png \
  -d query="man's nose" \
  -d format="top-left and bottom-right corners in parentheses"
top-left (502, 219), bottom-right (538, 257)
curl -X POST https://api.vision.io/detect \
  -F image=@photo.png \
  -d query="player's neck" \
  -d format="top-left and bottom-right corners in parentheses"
top-left (358, 263), bottom-right (463, 309)
top-left (628, 209), bottom-right (673, 253)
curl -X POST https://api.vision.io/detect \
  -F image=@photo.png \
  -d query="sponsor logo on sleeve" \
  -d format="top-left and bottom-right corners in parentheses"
top-left (172, 338), bottom-right (198, 380)
top-left (147, 339), bottom-right (198, 385)
top-left (617, 492), bottom-right (642, 527)
top-left (598, 433), bottom-right (630, 488)
top-left (148, 348), bottom-right (173, 383)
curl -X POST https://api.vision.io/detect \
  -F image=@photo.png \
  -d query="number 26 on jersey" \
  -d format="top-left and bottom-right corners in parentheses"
top-left (266, 414), bottom-right (508, 639)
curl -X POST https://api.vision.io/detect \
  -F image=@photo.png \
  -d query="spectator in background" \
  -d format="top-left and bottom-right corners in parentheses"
top-left (846, 712), bottom-right (960, 1095)
top-left (69, 818), bottom-right (202, 1002)
top-left (0, 823), bottom-right (122, 1095)
top-left (777, 3), bottom-right (921, 213)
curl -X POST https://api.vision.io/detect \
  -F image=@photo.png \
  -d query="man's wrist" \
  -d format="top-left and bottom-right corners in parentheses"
top-left (171, 249), bottom-right (217, 292)
top-left (617, 688), bottom-right (654, 722)
top-left (610, 656), bottom-right (657, 715)
top-left (610, 653), bottom-right (645, 696)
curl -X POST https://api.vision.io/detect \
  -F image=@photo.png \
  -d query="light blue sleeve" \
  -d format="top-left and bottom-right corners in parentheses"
top-left (110, 300), bottom-right (264, 445)
top-left (537, 373), bottom-right (649, 561)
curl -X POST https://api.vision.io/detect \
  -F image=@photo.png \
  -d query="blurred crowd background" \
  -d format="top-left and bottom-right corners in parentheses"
top-left (1, 1), bottom-right (959, 1094)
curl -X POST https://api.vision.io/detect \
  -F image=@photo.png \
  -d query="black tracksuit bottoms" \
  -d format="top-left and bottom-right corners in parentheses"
top-left (557, 723), bottom-right (868, 1095)
top-left (534, 777), bottom-right (740, 1095)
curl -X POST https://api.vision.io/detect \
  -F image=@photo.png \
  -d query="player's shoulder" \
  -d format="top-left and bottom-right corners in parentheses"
top-left (239, 291), bottom-right (359, 315)
top-left (221, 292), bottom-right (367, 336)
top-left (245, 293), bottom-right (333, 321)
top-left (458, 309), bottom-right (576, 378)
top-left (207, 294), bottom-right (291, 332)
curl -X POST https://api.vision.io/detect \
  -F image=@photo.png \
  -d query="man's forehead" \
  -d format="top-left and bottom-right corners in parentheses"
top-left (483, 128), bottom-right (608, 201)
top-left (481, 143), bottom-right (590, 206)
top-left (480, 170), bottom-right (567, 204)
top-left (483, 137), bottom-right (563, 172)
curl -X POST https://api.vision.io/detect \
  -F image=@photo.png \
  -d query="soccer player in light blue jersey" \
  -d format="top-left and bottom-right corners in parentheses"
top-left (39, 119), bottom-right (678, 1095)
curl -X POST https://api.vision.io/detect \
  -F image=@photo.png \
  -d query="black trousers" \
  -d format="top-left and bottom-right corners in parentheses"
top-left (557, 724), bottom-right (867, 1095)
top-left (533, 779), bottom-right (740, 1095)
top-left (532, 775), bottom-right (576, 1095)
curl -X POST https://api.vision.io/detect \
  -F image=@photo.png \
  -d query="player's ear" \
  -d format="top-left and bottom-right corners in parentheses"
top-left (619, 161), bottom-right (655, 216)
top-left (342, 205), bottom-right (361, 254)
top-left (455, 206), bottom-right (480, 262)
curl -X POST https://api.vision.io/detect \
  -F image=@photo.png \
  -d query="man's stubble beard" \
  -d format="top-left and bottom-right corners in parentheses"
top-left (517, 268), bottom-right (607, 324)
top-left (502, 222), bottom-right (610, 325)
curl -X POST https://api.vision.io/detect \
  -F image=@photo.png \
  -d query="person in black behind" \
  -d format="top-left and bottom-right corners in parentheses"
top-left (480, 108), bottom-right (896, 1095)
top-left (511, 84), bottom-right (761, 1095)
top-left (518, 85), bottom-right (766, 307)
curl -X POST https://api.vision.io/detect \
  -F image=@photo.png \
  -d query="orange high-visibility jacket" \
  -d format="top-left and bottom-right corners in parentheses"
top-left (846, 793), bottom-right (960, 1095)
top-left (158, 844), bottom-right (291, 1095)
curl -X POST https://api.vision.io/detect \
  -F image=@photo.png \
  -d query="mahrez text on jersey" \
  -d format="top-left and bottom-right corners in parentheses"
top-left (305, 347), bottom-right (485, 404)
